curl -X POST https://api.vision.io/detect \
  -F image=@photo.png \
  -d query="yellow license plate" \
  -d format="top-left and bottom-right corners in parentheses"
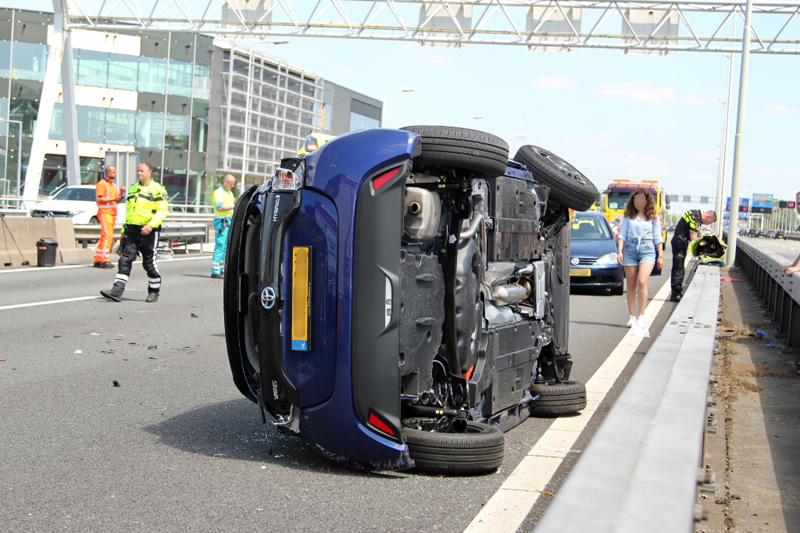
top-left (291, 246), bottom-right (312, 351)
top-left (570, 268), bottom-right (592, 277)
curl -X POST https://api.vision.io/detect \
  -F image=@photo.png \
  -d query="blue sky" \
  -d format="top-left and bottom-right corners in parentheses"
top-left (6, 0), bottom-right (798, 215)
top-left (259, 36), bottom-right (799, 215)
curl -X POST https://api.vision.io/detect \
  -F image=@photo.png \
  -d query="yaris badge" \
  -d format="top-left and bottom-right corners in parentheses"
top-left (261, 287), bottom-right (276, 309)
top-left (570, 257), bottom-right (579, 266)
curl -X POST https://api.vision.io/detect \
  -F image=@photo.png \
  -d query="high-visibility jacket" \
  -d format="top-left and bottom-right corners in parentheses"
top-left (95, 179), bottom-right (119, 216)
top-left (124, 180), bottom-right (168, 229)
top-left (674, 209), bottom-right (702, 240)
top-left (213, 186), bottom-right (236, 218)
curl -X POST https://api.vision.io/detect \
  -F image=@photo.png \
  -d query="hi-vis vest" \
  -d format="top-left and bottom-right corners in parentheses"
top-left (125, 180), bottom-right (168, 228)
top-left (95, 179), bottom-right (119, 215)
top-left (213, 186), bottom-right (235, 218)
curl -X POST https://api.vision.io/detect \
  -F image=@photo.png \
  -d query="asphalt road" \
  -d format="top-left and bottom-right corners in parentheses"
top-left (0, 251), bottom-right (680, 533)
top-left (736, 235), bottom-right (800, 262)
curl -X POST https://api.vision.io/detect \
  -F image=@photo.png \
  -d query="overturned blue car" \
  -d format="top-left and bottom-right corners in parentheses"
top-left (224, 126), bottom-right (598, 473)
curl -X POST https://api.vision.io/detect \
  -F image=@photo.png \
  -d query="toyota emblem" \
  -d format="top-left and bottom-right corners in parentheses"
top-left (570, 257), bottom-right (579, 266)
top-left (261, 287), bottom-right (276, 309)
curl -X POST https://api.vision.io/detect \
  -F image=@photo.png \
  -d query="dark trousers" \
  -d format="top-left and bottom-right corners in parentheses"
top-left (113, 226), bottom-right (161, 294)
top-left (670, 234), bottom-right (689, 295)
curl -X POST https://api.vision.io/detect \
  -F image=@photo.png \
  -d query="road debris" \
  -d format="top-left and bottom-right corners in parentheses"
top-left (191, 313), bottom-right (199, 318)
top-left (112, 380), bottom-right (120, 387)
top-left (74, 350), bottom-right (82, 354)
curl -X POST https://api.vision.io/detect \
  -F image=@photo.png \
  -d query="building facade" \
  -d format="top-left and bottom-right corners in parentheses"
top-left (0, 8), bottom-right (382, 207)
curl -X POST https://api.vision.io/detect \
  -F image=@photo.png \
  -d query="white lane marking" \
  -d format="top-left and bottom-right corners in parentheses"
top-left (0, 296), bottom-right (102, 311)
top-left (0, 255), bottom-right (210, 274)
top-left (464, 277), bottom-right (672, 533)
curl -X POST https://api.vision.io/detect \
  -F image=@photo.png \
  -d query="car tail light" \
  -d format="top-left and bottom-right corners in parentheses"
top-left (291, 246), bottom-right (311, 351)
top-left (371, 167), bottom-right (401, 192)
top-left (273, 168), bottom-right (303, 192)
top-left (369, 412), bottom-right (395, 437)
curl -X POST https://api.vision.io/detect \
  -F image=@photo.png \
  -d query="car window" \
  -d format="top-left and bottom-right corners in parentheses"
top-left (55, 188), bottom-right (96, 202)
top-left (571, 217), bottom-right (612, 240)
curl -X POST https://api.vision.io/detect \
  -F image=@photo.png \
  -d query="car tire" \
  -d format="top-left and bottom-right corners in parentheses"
top-left (401, 125), bottom-right (509, 177)
top-left (531, 380), bottom-right (587, 416)
top-left (89, 216), bottom-right (98, 224)
top-left (404, 421), bottom-right (504, 475)
top-left (611, 283), bottom-right (624, 296)
top-left (514, 145), bottom-right (598, 212)
top-left (223, 185), bottom-right (260, 403)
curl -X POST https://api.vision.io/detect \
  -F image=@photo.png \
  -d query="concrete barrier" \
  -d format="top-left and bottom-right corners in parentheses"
top-left (534, 266), bottom-right (721, 533)
top-left (0, 216), bottom-right (94, 266)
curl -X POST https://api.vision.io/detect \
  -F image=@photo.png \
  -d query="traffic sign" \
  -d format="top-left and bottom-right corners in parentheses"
top-left (725, 197), bottom-right (749, 219)
top-left (752, 194), bottom-right (773, 214)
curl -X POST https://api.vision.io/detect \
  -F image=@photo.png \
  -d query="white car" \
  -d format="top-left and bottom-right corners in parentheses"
top-left (30, 185), bottom-right (124, 224)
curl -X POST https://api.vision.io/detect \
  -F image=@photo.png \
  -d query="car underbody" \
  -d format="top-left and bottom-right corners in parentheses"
top-left (224, 126), bottom-right (598, 473)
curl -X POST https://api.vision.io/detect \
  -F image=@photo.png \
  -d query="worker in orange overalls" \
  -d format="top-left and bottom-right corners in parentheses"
top-left (93, 165), bottom-right (125, 268)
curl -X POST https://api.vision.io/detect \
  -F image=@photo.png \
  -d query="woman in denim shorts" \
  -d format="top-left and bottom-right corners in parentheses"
top-left (616, 189), bottom-right (664, 329)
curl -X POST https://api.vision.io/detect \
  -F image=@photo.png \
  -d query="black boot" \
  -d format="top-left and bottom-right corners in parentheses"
top-left (100, 286), bottom-right (124, 302)
top-left (145, 292), bottom-right (159, 303)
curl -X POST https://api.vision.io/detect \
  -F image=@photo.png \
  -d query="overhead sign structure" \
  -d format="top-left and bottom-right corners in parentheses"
top-left (751, 194), bottom-right (773, 214)
top-left (725, 197), bottom-right (749, 220)
top-left (55, 1), bottom-right (800, 55)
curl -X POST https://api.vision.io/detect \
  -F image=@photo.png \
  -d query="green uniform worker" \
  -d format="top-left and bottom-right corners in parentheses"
top-left (100, 162), bottom-right (169, 303)
top-left (211, 174), bottom-right (237, 278)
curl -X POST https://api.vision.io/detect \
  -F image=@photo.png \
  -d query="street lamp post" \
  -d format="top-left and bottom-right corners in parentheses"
top-left (0, 117), bottom-right (23, 207)
top-left (381, 88), bottom-right (415, 128)
top-left (725, 0), bottom-right (755, 267)
top-left (458, 115), bottom-right (483, 127)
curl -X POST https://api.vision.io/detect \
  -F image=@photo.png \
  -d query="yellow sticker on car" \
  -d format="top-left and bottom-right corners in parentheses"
top-left (570, 268), bottom-right (592, 277)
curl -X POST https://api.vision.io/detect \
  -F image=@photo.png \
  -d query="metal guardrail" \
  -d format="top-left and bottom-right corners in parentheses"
top-left (74, 222), bottom-right (209, 252)
top-left (0, 207), bottom-right (27, 216)
top-left (735, 239), bottom-right (800, 349)
top-left (535, 266), bottom-right (721, 533)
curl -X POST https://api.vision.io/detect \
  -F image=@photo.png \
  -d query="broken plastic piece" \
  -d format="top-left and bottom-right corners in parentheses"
top-left (766, 342), bottom-right (777, 348)
top-left (74, 350), bottom-right (82, 354)
top-left (755, 331), bottom-right (768, 338)
top-left (191, 313), bottom-right (199, 318)
top-left (112, 380), bottom-right (121, 387)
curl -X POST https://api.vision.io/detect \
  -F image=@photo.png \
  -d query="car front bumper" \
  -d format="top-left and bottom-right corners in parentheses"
top-left (569, 264), bottom-right (624, 288)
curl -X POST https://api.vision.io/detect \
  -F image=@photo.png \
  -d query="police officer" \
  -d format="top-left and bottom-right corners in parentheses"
top-left (100, 162), bottom-right (168, 303)
top-left (210, 174), bottom-right (236, 279)
top-left (670, 209), bottom-right (716, 302)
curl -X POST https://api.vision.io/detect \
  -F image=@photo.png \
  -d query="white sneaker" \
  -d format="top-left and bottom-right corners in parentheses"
top-left (636, 316), bottom-right (646, 329)
top-left (626, 315), bottom-right (636, 328)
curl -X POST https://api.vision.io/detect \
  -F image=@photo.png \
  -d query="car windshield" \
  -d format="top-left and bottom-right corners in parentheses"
top-left (606, 192), bottom-right (631, 210)
top-left (55, 187), bottom-right (96, 202)
top-left (571, 217), bottom-right (612, 240)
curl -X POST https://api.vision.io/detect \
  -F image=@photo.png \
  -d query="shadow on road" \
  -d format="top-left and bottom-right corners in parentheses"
top-left (143, 398), bottom-right (404, 479)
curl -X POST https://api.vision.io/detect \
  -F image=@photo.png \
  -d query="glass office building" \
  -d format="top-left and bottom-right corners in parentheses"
top-left (0, 8), bottom-right (382, 207)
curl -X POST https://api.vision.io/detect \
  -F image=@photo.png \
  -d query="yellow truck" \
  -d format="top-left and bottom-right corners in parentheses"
top-left (603, 179), bottom-right (670, 239)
